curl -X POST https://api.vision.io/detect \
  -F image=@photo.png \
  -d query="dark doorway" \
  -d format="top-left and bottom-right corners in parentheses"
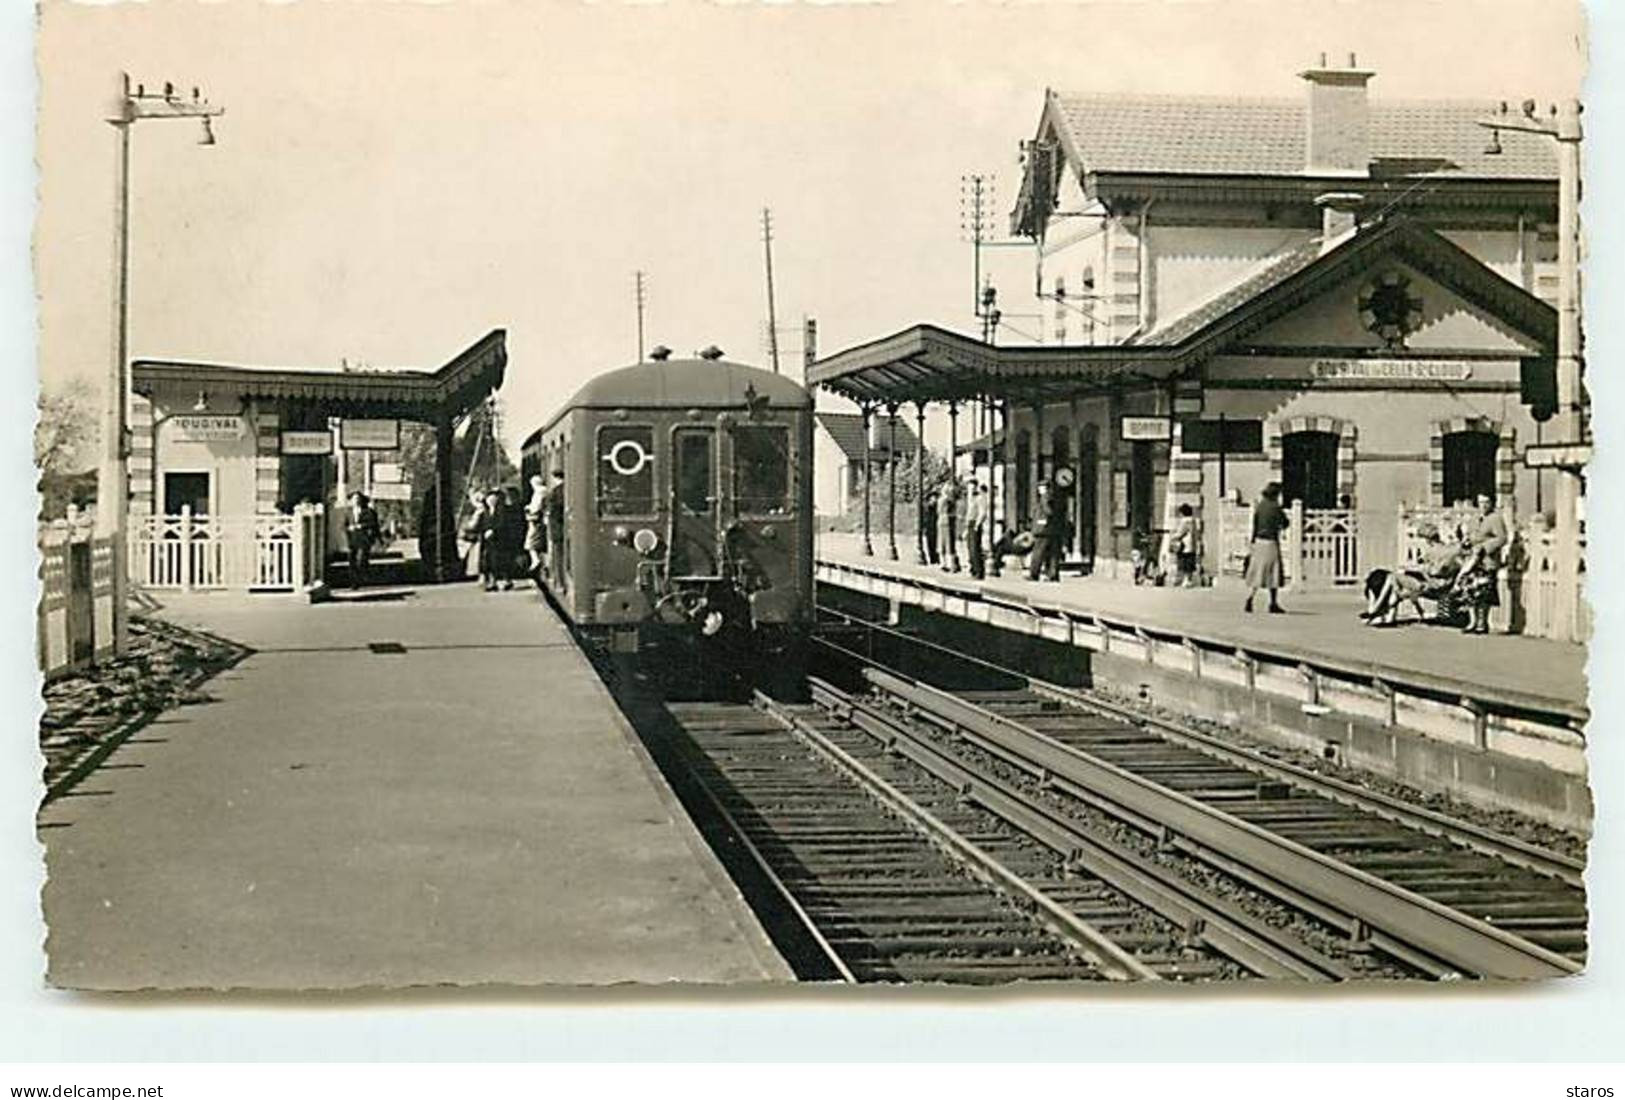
top-left (1443, 431), bottom-right (1499, 505)
top-left (1051, 427), bottom-right (1073, 554)
top-left (163, 472), bottom-right (211, 515)
top-left (1129, 441), bottom-right (1155, 536)
top-left (1281, 431), bottom-right (1338, 509)
top-left (1077, 434), bottom-right (1098, 569)
top-left (1014, 430), bottom-right (1032, 529)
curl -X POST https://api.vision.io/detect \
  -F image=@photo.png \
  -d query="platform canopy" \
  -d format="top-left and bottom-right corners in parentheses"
top-left (133, 328), bottom-right (508, 424)
top-left (807, 217), bottom-right (1556, 408)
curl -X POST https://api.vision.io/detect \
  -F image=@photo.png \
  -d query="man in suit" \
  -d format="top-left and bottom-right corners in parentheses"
top-left (346, 491), bottom-right (381, 589)
top-left (1027, 480), bottom-right (1066, 582)
top-left (962, 480), bottom-right (988, 580)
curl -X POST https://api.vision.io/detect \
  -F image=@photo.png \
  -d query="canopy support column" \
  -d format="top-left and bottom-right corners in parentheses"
top-left (990, 399), bottom-right (1007, 576)
top-left (947, 401), bottom-right (961, 573)
top-left (914, 401), bottom-right (928, 565)
top-left (433, 414), bottom-right (457, 583)
top-left (860, 402), bottom-right (874, 557)
top-left (886, 402), bottom-right (900, 561)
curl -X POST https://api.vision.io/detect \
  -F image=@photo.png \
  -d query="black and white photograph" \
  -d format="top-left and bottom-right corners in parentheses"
top-left (23, 0), bottom-right (1604, 1014)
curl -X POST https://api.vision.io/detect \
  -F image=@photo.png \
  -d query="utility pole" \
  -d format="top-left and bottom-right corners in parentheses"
top-left (959, 174), bottom-right (993, 321)
top-left (1479, 99), bottom-right (1588, 642)
top-left (761, 207), bottom-right (782, 374)
top-left (634, 270), bottom-right (648, 363)
top-left (102, 74), bottom-right (223, 654)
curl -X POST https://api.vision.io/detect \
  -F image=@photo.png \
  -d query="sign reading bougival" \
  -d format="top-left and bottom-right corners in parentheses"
top-left (1310, 358), bottom-right (1475, 381)
top-left (1121, 416), bottom-right (1172, 441)
top-left (280, 430), bottom-right (333, 455)
top-left (339, 419), bottom-right (401, 449)
top-left (168, 414), bottom-right (245, 442)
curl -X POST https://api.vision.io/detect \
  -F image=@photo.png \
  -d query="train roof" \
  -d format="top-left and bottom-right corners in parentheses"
top-left (527, 358), bottom-right (812, 441)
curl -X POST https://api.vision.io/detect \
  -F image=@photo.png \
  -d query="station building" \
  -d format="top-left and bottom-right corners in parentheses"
top-left (125, 329), bottom-right (506, 591)
top-left (811, 58), bottom-right (1569, 595)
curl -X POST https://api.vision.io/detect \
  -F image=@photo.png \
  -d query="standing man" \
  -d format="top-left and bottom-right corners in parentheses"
top-left (1027, 480), bottom-right (1065, 582)
top-left (921, 479), bottom-right (940, 565)
top-left (544, 468), bottom-right (567, 583)
top-left (963, 480), bottom-right (988, 580)
top-left (937, 476), bottom-right (961, 573)
top-left (346, 491), bottom-right (381, 589)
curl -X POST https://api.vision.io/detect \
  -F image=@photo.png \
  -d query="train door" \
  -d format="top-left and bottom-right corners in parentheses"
top-left (671, 426), bottom-right (718, 577)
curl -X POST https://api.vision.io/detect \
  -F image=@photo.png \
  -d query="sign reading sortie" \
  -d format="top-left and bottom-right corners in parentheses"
top-left (1310, 358), bottom-right (1475, 381)
top-left (168, 414), bottom-right (245, 442)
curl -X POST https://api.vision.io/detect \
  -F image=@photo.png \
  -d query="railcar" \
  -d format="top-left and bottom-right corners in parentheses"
top-left (521, 348), bottom-right (814, 682)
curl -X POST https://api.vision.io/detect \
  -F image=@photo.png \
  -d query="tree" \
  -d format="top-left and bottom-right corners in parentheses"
top-left (395, 397), bottom-right (517, 535)
top-left (35, 380), bottom-right (98, 519)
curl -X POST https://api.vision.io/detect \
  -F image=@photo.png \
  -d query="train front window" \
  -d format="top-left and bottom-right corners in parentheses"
top-left (676, 430), bottom-right (713, 514)
top-left (597, 425), bottom-right (655, 516)
top-left (734, 425), bottom-right (790, 514)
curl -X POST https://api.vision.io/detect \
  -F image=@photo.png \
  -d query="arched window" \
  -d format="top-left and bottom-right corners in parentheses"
top-left (1442, 430), bottom-right (1498, 505)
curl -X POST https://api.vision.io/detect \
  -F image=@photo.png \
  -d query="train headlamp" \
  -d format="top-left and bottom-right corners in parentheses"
top-left (612, 525), bottom-right (631, 545)
top-left (760, 525), bottom-right (777, 541)
top-left (633, 528), bottom-right (661, 556)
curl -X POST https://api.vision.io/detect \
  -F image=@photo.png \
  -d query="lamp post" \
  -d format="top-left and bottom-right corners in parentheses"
top-left (100, 74), bottom-right (223, 652)
top-left (1478, 99), bottom-right (1585, 642)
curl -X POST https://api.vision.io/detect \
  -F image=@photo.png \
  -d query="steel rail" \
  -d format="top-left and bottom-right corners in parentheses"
top-left (860, 666), bottom-right (1581, 981)
top-left (753, 690), bottom-right (1161, 981)
top-left (809, 678), bottom-right (1352, 981)
top-left (814, 607), bottom-right (1583, 886)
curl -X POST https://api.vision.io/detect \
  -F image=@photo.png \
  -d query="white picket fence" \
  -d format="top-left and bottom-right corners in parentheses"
top-left (131, 504), bottom-right (326, 592)
top-left (1219, 501), bottom-right (1360, 588)
top-left (1396, 503), bottom-right (1588, 642)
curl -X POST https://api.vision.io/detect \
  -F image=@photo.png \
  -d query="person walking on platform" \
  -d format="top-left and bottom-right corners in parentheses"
top-left (1172, 503), bottom-right (1201, 588)
top-left (937, 477), bottom-right (961, 573)
top-left (345, 491), bottom-right (381, 589)
top-left (1027, 480), bottom-right (1065, 582)
top-left (497, 486), bottom-right (526, 590)
top-left (963, 481), bottom-right (988, 580)
top-left (1243, 482), bottom-right (1289, 613)
top-left (478, 489), bottom-right (505, 591)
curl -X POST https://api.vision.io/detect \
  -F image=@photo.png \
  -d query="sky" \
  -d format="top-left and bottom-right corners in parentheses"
top-left (34, 0), bottom-right (1587, 456)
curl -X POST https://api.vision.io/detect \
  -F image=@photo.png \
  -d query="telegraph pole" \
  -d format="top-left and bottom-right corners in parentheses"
top-left (103, 74), bottom-right (223, 654)
top-left (634, 270), bottom-right (648, 363)
top-left (762, 207), bottom-right (782, 374)
top-left (959, 174), bottom-right (994, 320)
top-left (1479, 100), bottom-right (1588, 642)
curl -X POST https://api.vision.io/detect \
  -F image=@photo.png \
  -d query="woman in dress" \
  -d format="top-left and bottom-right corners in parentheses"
top-left (1456, 493), bottom-right (1508, 634)
top-left (1243, 483), bottom-right (1289, 614)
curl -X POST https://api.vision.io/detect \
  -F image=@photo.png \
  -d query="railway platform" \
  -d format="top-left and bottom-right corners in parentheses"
top-left (815, 533), bottom-right (1591, 830)
top-left (40, 580), bottom-right (791, 989)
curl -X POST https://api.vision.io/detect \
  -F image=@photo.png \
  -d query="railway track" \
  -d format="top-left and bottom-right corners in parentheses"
top-left (811, 619), bottom-right (1585, 980)
top-left (618, 672), bottom-right (1367, 980)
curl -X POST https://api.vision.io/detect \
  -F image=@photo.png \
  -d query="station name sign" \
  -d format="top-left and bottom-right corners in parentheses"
top-left (1121, 416), bottom-right (1172, 441)
top-left (1310, 358), bottom-right (1475, 382)
top-left (339, 419), bottom-right (401, 450)
top-left (168, 414), bottom-right (244, 442)
top-left (280, 430), bottom-right (333, 456)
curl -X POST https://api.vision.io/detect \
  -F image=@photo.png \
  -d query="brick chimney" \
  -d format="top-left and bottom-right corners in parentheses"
top-left (1300, 52), bottom-right (1374, 176)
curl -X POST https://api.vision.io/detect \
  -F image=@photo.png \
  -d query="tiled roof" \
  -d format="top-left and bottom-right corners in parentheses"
top-left (1048, 93), bottom-right (1558, 180)
top-left (817, 411), bottom-right (921, 461)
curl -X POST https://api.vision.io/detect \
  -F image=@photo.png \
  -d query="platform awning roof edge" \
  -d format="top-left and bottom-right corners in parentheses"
top-left (132, 328), bottom-right (508, 423)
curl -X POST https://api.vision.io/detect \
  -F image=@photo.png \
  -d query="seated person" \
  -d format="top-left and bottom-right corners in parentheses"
top-left (1362, 523), bottom-right (1463, 626)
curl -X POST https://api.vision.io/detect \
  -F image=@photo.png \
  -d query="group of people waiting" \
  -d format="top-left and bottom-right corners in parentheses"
top-left (918, 474), bottom-right (1072, 583)
top-left (458, 472), bottom-right (564, 592)
top-left (1360, 492), bottom-right (1509, 634)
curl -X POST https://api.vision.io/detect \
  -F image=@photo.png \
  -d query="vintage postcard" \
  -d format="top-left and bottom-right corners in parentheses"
top-left (33, 0), bottom-right (1590, 991)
